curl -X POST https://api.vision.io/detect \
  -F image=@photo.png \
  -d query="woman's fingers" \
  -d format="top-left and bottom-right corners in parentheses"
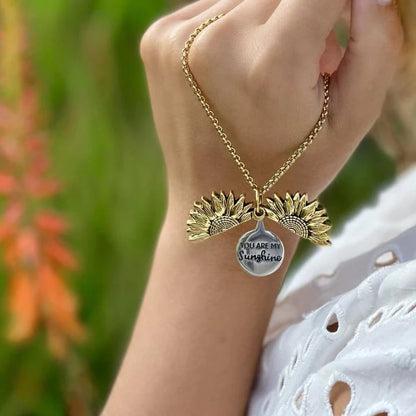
top-left (267, 0), bottom-right (348, 73)
top-left (320, 30), bottom-right (345, 75)
top-left (190, 0), bottom-right (244, 22)
top-left (331, 0), bottom-right (404, 139)
top-left (169, 0), bottom-right (220, 21)
top-left (140, 0), bottom-right (243, 67)
top-left (226, 0), bottom-right (282, 24)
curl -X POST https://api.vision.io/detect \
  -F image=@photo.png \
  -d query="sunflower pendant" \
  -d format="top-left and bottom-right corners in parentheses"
top-left (186, 191), bottom-right (332, 277)
top-left (236, 220), bottom-right (285, 276)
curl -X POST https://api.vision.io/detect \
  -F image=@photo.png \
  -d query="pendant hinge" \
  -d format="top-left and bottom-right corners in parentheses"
top-left (254, 189), bottom-right (265, 221)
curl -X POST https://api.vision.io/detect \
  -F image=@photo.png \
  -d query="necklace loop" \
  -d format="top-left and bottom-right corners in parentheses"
top-left (253, 207), bottom-right (266, 222)
top-left (255, 188), bottom-right (263, 213)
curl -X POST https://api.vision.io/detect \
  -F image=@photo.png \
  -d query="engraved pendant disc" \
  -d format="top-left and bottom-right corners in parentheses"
top-left (236, 220), bottom-right (285, 277)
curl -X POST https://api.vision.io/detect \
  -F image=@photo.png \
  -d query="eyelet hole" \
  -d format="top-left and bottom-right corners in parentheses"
top-left (262, 396), bottom-right (272, 414)
top-left (390, 304), bottom-right (404, 317)
top-left (329, 381), bottom-right (352, 416)
top-left (368, 310), bottom-right (384, 328)
top-left (279, 373), bottom-right (285, 393)
top-left (304, 334), bottom-right (313, 354)
top-left (294, 386), bottom-right (304, 411)
top-left (375, 250), bottom-right (399, 269)
top-left (407, 302), bottom-right (416, 314)
top-left (326, 312), bottom-right (339, 333)
top-left (291, 352), bottom-right (299, 370)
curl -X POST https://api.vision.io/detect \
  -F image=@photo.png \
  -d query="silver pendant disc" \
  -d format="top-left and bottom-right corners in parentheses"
top-left (236, 220), bottom-right (285, 277)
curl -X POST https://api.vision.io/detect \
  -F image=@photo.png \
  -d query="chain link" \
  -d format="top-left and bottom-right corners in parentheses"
top-left (181, 14), bottom-right (330, 197)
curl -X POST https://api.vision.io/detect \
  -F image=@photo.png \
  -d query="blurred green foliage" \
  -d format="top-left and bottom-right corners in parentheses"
top-left (0, 0), bottom-right (395, 414)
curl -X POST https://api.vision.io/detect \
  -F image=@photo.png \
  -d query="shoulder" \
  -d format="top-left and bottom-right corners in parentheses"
top-left (249, 167), bottom-right (416, 415)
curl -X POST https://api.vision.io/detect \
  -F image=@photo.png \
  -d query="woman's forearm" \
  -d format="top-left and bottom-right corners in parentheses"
top-left (103, 0), bottom-right (403, 413)
top-left (103, 199), bottom-right (298, 416)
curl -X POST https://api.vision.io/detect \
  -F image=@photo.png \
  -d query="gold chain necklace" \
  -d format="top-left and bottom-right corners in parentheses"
top-left (182, 15), bottom-right (332, 277)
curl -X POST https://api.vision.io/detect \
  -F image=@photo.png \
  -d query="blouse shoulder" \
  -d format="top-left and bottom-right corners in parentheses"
top-left (249, 166), bottom-right (416, 416)
top-left (249, 260), bottom-right (416, 416)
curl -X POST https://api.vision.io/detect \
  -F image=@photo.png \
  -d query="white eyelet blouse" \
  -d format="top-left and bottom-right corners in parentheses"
top-left (248, 166), bottom-right (416, 416)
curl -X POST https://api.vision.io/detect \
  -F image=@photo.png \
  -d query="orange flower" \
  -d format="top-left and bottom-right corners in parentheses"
top-left (0, 1), bottom-right (85, 358)
top-left (38, 263), bottom-right (85, 358)
top-left (35, 212), bottom-right (69, 235)
top-left (25, 177), bottom-right (60, 198)
top-left (0, 222), bottom-right (14, 242)
top-left (0, 103), bottom-right (19, 130)
top-left (15, 227), bottom-right (40, 268)
top-left (7, 271), bottom-right (39, 342)
top-left (44, 240), bottom-right (79, 270)
top-left (0, 173), bottom-right (16, 194)
top-left (0, 202), bottom-right (21, 242)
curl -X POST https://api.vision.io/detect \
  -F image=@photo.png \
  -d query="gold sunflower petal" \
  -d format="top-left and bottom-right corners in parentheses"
top-left (310, 234), bottom-right (331, 246)
top-left (226, 191), bottom-right (234, 216)
top-left (284, 193), bottom-right (295, 215)
top-left (266, 198), bottom-right (275, 209)
top-left (309, 223), bottom-right (332, 234)
top-left (301, 201), bottom-right (320, 221)
top-left (274, 196), bottom-right (285, 216)
top-left (242, 203), bottom-right (253, 215)
top-left (231, 195), bottom-right (245, 218)
top-left (296, 193), bottom-right (308, 216)
top-left (315, 204), bottom-right (327, 212)
top-left (190, 211), bottom-right (210, 225)
top-left (186, 222), bottom-right (206, 232)
top-left (266, 199), bottom-right (277, 214)
top-left (187, 191), bottom-right (254, 241)
top-left (264, 207), bottom-right (279, 223)
top-left (292, 193), bottom-right (301, 215)
top-left (269, 196), bottom-right (285, 217)
top-left (201, 197), bottom-right (215, 219)
top-left (308, 217), bottom-right (330, 226)
top-left (188, 233), bottom-right (210, 241)
top-left (219, 192), bottom-right (227, 207)
top-left (264, 193), bottom-right (332, 246)
top-left (211, 193), bottom-right (226, 216)
top-left (240, 212), bottom-right (253, 223)
top-left (193, 202), bottom-right (206, 216)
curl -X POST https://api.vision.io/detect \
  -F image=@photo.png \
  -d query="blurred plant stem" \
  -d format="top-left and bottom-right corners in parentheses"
top-left (0, 1), bottom-right (93, 414)
top-left (0, 0), bottom-right (22, 103)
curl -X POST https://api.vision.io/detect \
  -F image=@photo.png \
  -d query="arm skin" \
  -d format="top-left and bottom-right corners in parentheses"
top-left (103, 0), bottom-right (403, 415)
top-left (103, 209), bottom-right (299, 416)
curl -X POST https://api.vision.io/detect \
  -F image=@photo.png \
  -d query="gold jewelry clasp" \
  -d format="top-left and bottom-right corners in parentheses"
top-left (253, 189), bottom-right (265, 221)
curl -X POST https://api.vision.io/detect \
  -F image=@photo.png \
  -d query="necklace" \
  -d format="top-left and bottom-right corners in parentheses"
top-left (182, 15), bottom-right (332, 277)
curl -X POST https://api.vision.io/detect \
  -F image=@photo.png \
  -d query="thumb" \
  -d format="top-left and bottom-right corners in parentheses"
top-left (330, 0), bottom-right (403, 141)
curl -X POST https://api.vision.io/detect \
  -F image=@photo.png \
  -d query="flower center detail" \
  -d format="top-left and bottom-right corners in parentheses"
top-left (280, 215), bottom-right (309, 239)
top-left (209, 217), bottom-right (239, 236)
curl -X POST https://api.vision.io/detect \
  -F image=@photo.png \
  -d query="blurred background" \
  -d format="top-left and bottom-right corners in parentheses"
top-left (0, 0), bottom-right (414, 415)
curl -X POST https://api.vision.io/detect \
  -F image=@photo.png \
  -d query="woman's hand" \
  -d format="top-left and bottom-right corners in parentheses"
top-left (141, 0), bottom-right (403, 202)
top-left (103, 2), bottom-right (403, 416)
